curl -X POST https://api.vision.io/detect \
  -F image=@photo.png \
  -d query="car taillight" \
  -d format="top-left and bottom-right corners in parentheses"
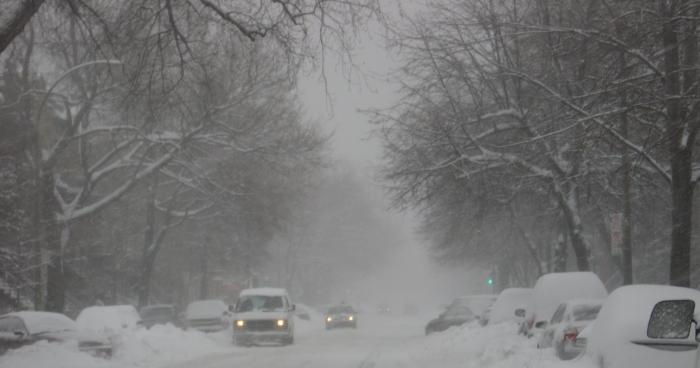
top-left (563, 327), bottom-right (578, 342)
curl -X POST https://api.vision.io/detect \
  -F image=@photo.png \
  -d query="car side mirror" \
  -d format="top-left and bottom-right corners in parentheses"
top-left (13, 330), bottom-right (25, 339)
top-left (515, 308), bottom-right (525, 318)
top-left (228, 305), bottom-right (235, 312)
top-left (648, 299), bottom-right (695, 339)
top-left (291, 304), bottom-right (296, 311)
top-left (535, 321), bottom-right (547, 329)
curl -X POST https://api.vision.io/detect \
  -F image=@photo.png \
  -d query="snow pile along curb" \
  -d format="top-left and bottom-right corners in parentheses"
top-left (0, 324), bottom-right (233, 368)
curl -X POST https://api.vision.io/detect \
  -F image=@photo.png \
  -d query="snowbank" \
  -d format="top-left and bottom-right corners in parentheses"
top-left (0, 340), bottom-right (119, 368)
top-left (0, 324), bottom-right (232, 368)
top-left (374, 321), bottom-right (597, 368)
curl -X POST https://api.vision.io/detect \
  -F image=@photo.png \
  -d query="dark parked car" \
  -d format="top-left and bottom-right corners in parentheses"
top-left (325, 305), bottom-right (357, 329)
top-left (139, 304), bottom-right (178, 328)
top-left (425, 305), bottom-right (475, 335)
top-left (0, 311), bottom-right (112, 357)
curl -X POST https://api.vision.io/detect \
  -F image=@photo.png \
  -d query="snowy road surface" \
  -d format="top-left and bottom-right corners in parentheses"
top-left (169, 313), bottom-right (593, 368)
top-left (0, 312), bottom-right (597, 368)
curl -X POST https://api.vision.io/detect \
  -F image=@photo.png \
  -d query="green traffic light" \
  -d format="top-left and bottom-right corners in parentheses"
top-left (487, 278), bottom-right (493, 285)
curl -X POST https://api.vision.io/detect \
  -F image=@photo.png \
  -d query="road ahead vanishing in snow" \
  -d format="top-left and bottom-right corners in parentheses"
top-left (167, 313), bottom-right (591, 368)
top-left (172, 314), bottom-right (422, 368)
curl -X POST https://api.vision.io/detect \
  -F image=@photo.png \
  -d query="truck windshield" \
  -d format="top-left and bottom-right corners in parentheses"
top-left (236, 295), bottom-right (285, 312)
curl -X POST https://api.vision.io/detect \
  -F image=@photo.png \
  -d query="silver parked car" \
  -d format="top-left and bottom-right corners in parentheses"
top-left (184, 299), bottom-right (232, 332)
top-left (537, 299), bottom-right (603, 359)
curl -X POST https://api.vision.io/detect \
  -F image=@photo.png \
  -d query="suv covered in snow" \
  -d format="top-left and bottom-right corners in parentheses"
top-left (233, 288), bottom-right (295, 346)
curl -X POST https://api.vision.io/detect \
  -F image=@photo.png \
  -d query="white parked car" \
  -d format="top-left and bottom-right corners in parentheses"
top-left (586, 284), bottom-right (700, 368)
top-left (538, 298), bottom-right (603, 359)
top-left (76, 305), bottom-right (142, 335)
top-left (233, 288), bottom-right (295, 346)
top-left (0, 311), bottom-right (112, 357)
top-left (184, 299), bottom-right (232, 332)
top-left (487, 288), bottom-right (533, 325)
top-left (523, 272), bottom-right (607, 338)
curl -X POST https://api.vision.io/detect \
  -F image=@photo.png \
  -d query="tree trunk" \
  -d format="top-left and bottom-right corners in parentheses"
top-left (43, 174), bottom-right (63, 312)
top-left (137, 177), bottom-right (158, 308)
top-left (621, 101), bottom-right (634, 285)
top-left (555, 186), bottom-right (591, 271)
top-left (199, 236), bottom-right (209, 300)
top-left (661, 0), bottom-right (695, 287)
top-left (669, 147), bottom-right (693, 286)
top-left (553, 232), bottom-right (568, 272)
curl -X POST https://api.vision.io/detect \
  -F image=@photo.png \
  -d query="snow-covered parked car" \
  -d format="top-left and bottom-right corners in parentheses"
top-left (523, 272), bottom-right (607, 338)
top-left (232, 288), bottom-right (295, 346)
top-left (139, 304), bottom-right (179, 328)
top-left (425, 305), bottom-right (475, 335)
top-left (76, 305), bottom-right (142, 335)
top-left (0, 311), bottom-right (112, 357)
top-left (538, 299), bottom-right (603, 359)
top-left (487, 288), bottom-right (532, 325)
top-left (450, 294), bottom-right (497, 325)
top-left (184, 299), bottom-right (232, 332)
top-left (586, 285), bottom-right (700, 368)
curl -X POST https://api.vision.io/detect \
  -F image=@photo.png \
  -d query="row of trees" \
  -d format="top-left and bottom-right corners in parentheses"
top-left (376, 0), bottom-right (700, 288)
top-left (0, 0), bottom-right (379, 313)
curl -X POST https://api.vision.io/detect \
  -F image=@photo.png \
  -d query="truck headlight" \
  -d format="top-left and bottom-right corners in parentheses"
top-left (326, 316), bottom-right (332, 322)
top-left (277, 319), bottom-right (286, 327)
top-left (349, 315), bottom-right (354, 321)
top-left (236, 320), bottom-right (245, 328)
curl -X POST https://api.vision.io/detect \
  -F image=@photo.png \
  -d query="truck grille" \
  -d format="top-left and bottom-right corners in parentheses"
top-left (245, 320), bottom-right (278, 331)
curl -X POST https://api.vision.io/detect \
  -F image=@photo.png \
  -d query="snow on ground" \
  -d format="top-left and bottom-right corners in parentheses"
top-left (373, 321), bottom-right (596, 368)
top-left (0, 324), bottom-right (231, 368)
top-left (0, 313), bottom-right (599, 368)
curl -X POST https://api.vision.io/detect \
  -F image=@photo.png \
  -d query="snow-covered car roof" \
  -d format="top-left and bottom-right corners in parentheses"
top-left (76, 305), bottom-right (141, 332)
top-left (527, 272), bottom-right (607, 323)
top-left (185, 299), bottom-right (228, 319)
top-left (239, 288), bottom-right (289, 297)
top-left (5, 311), bottom-right (77, 335)
top-left (489, 288), bottom-right (533, 324)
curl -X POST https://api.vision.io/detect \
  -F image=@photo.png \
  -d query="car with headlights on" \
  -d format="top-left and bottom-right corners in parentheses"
top-left (0, 311), bottom-right (112, 357)
top-left (232, 288), bottom-right (295, 346)
top-left (325, 305), bottom-right (357, 329)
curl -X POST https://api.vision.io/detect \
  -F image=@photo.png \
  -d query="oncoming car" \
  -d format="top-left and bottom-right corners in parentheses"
top-left (232, 288), bottom-right (295, 346)
top-left (325, 305), bottom-right (357, 329)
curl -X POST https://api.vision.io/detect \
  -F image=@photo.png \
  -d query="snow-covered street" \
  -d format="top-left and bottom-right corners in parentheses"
top-left (0, 312), bottom-right (597, 368)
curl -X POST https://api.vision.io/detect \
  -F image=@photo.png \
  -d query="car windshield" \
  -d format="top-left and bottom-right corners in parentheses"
top-left (572, 305), bottom-right (602, 321)
top-left (328, 306), bottom-right (354, 314)
top-left (444, 306), bottom-right (473, 319)
top-left (236, 296), bottom-right (285, 312)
